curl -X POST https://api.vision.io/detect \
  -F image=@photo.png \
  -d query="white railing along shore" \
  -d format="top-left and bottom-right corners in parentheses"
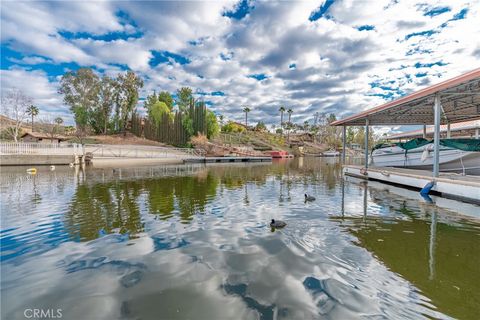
top-left (0, 142), bottom-right (82, 155)
top-left (0, 142), bottom-right (204, 159)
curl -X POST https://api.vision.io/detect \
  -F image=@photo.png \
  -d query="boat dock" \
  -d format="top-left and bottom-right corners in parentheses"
top-left (185, 156), bottom-right (272, 163)
top-left (344, 165), bottom-right (480, 203)
top-left (330, 69), bottom-right (480, 204)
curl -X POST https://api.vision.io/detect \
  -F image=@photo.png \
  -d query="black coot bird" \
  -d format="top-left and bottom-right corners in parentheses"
top-left (270, 219), bottom-right (287, 228)
top-left (305, 194), bottom-right (316, 202)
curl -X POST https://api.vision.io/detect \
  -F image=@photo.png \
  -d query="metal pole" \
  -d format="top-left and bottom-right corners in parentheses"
top-left (423, 125), bottom-right (427, 138)
top-left (433, 94), bottom-right (441, 177)
top-left (364, 119), bottom-right (369, 169)
top-left (342, 126), bottom-right (346, 165)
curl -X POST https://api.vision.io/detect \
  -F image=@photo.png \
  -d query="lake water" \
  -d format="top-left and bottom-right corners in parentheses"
top-left (1, 158), bottom-right (479, 319)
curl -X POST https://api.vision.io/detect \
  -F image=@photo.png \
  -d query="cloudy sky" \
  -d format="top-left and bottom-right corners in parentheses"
top-left (1, 0), bottom-right (479, 130)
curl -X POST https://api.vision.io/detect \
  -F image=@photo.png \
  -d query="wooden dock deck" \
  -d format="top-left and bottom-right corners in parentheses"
top-left (343, 165), bottom-right (480, 203)
top-left (185, 156), bottom-right (272, 163)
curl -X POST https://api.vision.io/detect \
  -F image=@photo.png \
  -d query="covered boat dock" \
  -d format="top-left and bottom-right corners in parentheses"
top-left (331, 68), bottom-right (480, 203)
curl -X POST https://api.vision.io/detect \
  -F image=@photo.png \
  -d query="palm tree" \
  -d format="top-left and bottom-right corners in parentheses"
top-left (242, 106), bottom-right (251, 127)
top-left (279, 106), bottom-right (286, 128)
top-left (27, 105), bottom-right (39, 132)
top-left (54, 117), bottom-right (64, 125)
top-left (287, 108), bottom-right (293, 123)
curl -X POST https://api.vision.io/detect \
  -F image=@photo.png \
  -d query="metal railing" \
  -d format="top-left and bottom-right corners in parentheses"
top-left (0, 142), bottom-right (82, 155)
top-left (83, 144), bottom-right (204, 159)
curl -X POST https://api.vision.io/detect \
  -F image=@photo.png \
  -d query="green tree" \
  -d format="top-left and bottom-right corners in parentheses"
top-left (222, 121), bottom-right (246, 133)
top-left (158, 91), bottom-right (174, 110)
top-left (303, 120), bottom-right (309, 132)
top-left (255, 121), bottom-right (267, 131)
top-left (94, 75), bottom-right (117, 134)
top-left (279, 106), bottom-right (286, 129)
top-left (346, 127), bottom-right (355, 144)
top-left (242, 106), bottom-right (251, 127)
top-left (27, 105), bottom-right (39, 132)
top-left (148, 101), bottom-right (172, 123)
top-left (327, 113), bottom-right (337, 124)
top-left (206, 110), bottom-right (220, 138)
top-left (144, 91), bottom-right (158, 110)
top-left (59, 68), bottom-right (100, 137)
top-left (176, 87), bottom-right (193, 113)
top-left (115, 71), bottom-right (143, 135)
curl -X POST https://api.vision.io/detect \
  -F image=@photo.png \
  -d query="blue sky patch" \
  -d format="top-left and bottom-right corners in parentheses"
top-left (367, 92), bottom-right (395, 100)
top-left (452, 8), bottom-right (468, 20)
top-left (223, 0), bottom-right (254, 20)
top-left (59, 30), bottom-right (143, 42)
top-left (289, 63), bottom-right (296, 69)
top-left (1, 45), bottom-right (82, 77)
top-left (423, 6), bottom-right (450, 17)
top-left (414, 61), bottom-right (447, 68)
top-left (415, 72), bottom-right (427, 77)
top-left (116, 10), bottom-right (140, 29)
top-left (404, 29), bottom-right (437, 40)
top-left (211, 91), bottom-right (225, 96)
top-left (309, 0), bottom-right (335, 21)
top-left (406, 47), bottom-right (432, 56)
top-left (440, 8), bottom-right (469, 28)
top-left (248, 73), bottom-right (268, 81)
top-left (220, 52), bottom-right (233, 61)
top-left (149, 51), bottom-right (190, 67)
top-left (357, 25), bottom-right (375, 31)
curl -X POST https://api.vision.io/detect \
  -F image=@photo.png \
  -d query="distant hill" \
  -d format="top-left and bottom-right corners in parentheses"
top-left (0, 114), bottom-right (33, 132)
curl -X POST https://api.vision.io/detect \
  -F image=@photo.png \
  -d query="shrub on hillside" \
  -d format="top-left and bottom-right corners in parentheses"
top-left (221, 121), bottom-right (246, 133)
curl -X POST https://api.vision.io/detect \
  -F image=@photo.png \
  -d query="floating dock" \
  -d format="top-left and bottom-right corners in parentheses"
top-left (269, 151), bottom-right (294, 159)
top-left (185, 156), bottom-right (272, 163)
top-left (343, 165), bottom-right (480, 203)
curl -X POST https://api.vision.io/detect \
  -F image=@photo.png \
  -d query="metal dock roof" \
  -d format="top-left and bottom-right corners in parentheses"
top-left (331, 68), bottom-right (480, 126)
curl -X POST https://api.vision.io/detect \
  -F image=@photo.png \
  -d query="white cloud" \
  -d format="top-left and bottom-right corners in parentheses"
top-left (0, 68), bottom-right (71, 121)
top-left (1, 0), bottom-right (478, 131)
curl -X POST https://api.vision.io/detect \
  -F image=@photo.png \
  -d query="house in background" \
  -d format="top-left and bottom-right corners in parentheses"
top-left (21, 132), bottom-right (68, 144)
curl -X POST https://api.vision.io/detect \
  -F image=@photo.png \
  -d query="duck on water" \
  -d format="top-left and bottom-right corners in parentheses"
top-left (270, 219), bottom-right (287, 228)
top-left (305, 194), bottom-right (316, 202)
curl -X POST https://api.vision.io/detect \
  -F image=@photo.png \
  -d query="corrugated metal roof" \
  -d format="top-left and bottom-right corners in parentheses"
top-left (331, 68), bottom-right (480, 126)
top-left (386, 120), bottom-right (480, 139)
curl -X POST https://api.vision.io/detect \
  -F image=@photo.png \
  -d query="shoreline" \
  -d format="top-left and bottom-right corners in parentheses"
top-left (90, 157), bottom-right (184, 168)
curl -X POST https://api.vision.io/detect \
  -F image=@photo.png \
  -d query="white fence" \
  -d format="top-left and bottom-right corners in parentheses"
top-left (0, 142), bottom-right (203, 159)
top-left (0, 142), bottom-right (82, 155)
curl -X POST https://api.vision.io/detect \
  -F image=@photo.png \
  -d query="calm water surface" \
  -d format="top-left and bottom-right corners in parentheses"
top-left (1, 158), bottom-right (479, 319)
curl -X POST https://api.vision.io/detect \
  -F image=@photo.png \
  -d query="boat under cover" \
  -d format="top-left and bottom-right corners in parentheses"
top-left (370, 138), bottom-right (480, 175)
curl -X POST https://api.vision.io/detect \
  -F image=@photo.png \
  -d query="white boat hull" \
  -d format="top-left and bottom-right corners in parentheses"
top-left (371, 144), bottom-right (480, 175)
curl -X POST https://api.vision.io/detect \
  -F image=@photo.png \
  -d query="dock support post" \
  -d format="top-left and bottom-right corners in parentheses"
top-left (422, 125), bottom-right (427, 138)
top-left (342, 126), bottom-right (346, 165)
top-left (475, 128), bottom-right (479, 139)
top-left (446, 123), bottom-right (451, 138)
top-left (364, 119), bottom-right (369, 169)
top-left (433, 94), bottom-right (441, 177)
